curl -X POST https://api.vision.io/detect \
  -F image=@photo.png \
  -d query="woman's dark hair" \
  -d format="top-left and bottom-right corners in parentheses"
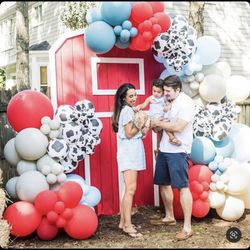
top-left (152, 79), bottom-right (164, 89)
top-left (163, 75), bottom-right (182, 91)
top-left (112, 83), bottom-right (136, 133)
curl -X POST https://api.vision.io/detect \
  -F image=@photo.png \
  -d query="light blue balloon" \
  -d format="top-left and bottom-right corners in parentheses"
top-left (115, 37), bottom-right (130, 49)
top-left (160, 68), bottom-right (170, 80)
top-left (218, 162), bottom-right (227, 172)
top-left (212, 137), bottom-right (234, 158)
top-left (80, 186), bottom-right (101, 207)
top-left (86, 8), bottom-right (103, 24)
top-left (195, 36), bottom-right (221, 65)
top-left (85, 21), bottom-right (116, 54)
top-left (122, 20), bottom-right (132, 30)
top-left (114, 25), bottom-right (122, 36)
top-left (6, 176), bottom-right (19, 199)
top-left (208, 161), bottom-right (218, 171)
top-left (129, 27), bottom-right (138, 37)
top-left (191, 136), bottom-right (216, 165)
top-left (120, 29), bottom-right (130, 42)
top-left (153, 54), bottom-right (165, 64)
top-left (101, 2), bottom-right (132, 26)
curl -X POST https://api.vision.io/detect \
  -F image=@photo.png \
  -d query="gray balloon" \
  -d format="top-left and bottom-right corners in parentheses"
top-left (17, 160), bottom-right (37, 175)
top-left (4, 138), bottom-right (21, 166)
top-left (16, 170), bottom-right (49, 202)
top-left (5, 176), bottom-right (19, 199)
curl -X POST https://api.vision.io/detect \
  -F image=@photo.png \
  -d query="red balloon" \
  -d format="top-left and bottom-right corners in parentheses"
top-left (3, 201), bottom-right (42, 237)
top-left (149, 2), bottom-right (165, 13)
top-left (54, 201), bottom-right (65, 214)
top-left (47, 210), bottom-right (58, 224)
top-left (192, 199), bottom-right (210, 218)
top-left (37, 217), bottom-right (58, 240)
top-left (151, 24), bottom-right (162, 37)
top-left (7, 90), bottom-right (54, 132)
top-left (64, 205), bottom-right (98, 240)
top-left (130, 2), bottom-right (153, 26)
top-left (57, 181), bottom-right (83, 208)
top-left (61, 208), bottom-right (73, 220)
top-left (34, 190), bottom-right (58, 215)
top-left (153, 12), bottom-right (171, 32)
top-left (199, 191), bottom-right (209, 201)
top-left (189, 165), bottom-right (213, 183)
top-left (56, 216), bottom-right (66, 228)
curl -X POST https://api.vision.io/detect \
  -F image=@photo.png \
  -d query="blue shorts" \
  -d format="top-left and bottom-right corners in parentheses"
top-left (154, 151), bottom-right (190, 189)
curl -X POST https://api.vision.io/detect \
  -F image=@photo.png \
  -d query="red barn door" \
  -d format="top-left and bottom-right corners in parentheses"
top-left (50, 31), bottom-right (165, 215)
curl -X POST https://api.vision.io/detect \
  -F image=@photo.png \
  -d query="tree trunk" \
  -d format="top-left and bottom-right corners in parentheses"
top-left (188, 2), bottom-right (205, 37)
top-left (16, 2), bottom-right (29, 92)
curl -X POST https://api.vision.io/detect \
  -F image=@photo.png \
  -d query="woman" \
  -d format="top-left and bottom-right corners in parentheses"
top-left (112, 83), bottom-right (150, 238)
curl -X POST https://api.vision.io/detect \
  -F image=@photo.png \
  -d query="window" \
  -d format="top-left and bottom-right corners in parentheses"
top-left (8, 18), bottom-right (15, 48)
top-left (0, 17), bottom-right (15, 51)
top-left (40, 66), bottom-right (50, 97)
top-left (34, 4), bottom-right (43, 26)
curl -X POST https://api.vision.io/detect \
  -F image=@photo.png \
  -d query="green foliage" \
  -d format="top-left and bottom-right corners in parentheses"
top-left (60, 2), bottom-right (98, 30)
top-left (0, 68), bottom-right (6, 90)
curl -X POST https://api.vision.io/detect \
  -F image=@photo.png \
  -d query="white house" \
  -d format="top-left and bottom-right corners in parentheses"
top-left (0, 1), bottom-right (250, 96)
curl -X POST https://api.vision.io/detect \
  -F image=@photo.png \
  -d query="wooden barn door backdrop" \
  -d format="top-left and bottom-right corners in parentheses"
top-left (49, 31), bottom-right (165, 215)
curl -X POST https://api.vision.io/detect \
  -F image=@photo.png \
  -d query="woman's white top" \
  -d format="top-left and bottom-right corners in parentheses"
top-left (117, 105), bottom-right (146, 172)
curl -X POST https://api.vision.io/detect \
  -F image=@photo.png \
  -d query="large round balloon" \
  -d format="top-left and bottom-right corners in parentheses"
top-left (226, 75), bottom-right (250, 102)
top-left (3, 201), bottom-right (42, 237)
top-left (3, 138), bottom-right (21, 166)
top-left (100, 2), bottom-right (131, 26)
top-left (190, 137), bottom-right (216, 165)
top-left (199, 74), bottom-right (226, 103)
top-left (85, 21), bottom-right (116, 54)
top-left (7, 90), bottom-right (54, 132)
top-left (15, 128), bottom-right (49, 161)
top-left (64, 205), bottom-right (98, 240)
top-left (195, 36), bottom-right (221, 65)
top-left (57, 181), bottom-right (83, 208)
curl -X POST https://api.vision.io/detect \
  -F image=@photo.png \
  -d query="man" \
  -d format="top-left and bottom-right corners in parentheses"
top-left (150, 75), bottom-right (195, 241)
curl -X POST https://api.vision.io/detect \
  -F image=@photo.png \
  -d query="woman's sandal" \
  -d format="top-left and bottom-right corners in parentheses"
top-left (123, 226), bottom-right (143, 238)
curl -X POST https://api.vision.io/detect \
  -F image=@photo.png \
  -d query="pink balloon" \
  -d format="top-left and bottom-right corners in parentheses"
top-left (34, 190), bottom-right (58, 215)
top-left (148, 2), bottom-right (165, 13)
top-left (54, 201), bottom-right (65, 214)
top-left (130, 2), bottom-right (153, 26)
top-left (7, 90), bottom-right (54, 132)
top-left (3, 201), bottom-right (42, 237)
top-left (37, 217), bottom-right (58, 240)
top-left (47, 210), bottom-right (58, 224)
top-left (189, 165), bottom-right (213, 183)
top-left (64, 205), bottom-right (98, 240)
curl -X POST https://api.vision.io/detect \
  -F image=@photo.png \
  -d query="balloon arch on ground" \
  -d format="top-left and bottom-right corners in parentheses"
top-left (2, 1), bottom-right (250, 241)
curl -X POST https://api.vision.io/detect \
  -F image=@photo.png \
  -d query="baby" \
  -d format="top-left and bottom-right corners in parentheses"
top-left (134, 79), bottom-right (181, 146)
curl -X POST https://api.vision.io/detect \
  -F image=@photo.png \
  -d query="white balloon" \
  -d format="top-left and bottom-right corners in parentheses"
top-left (51, 163), bottom-right (63, 175)
top-left (199, 74), bottom-right (227, 102)
top-left (190, 81), bottom-right (200, 90)
top-left (236, 188), bottom-right (250, 209)
top-left (182, 82), bottom-right (198, 98)
top-left (226, 169), bottom-right (249, 195)
top-left (40, 124), bottom-right (51, 135)
top-left (216, 195), bottom-right (245, 221)
top-left (208, 191), bottom-right (226, 208)
top-left (195, 72), bottom-right (205, 82)
top-left (16, 170), bottom-right (49, 202)
top-left (202, 62), bottom-right (231, 78)
top-left (57, 173), bottom-right (67, 183)
top-left (49, 130), bottom-right (59, 139)
top-left (41, 116), bottom-right (52, 125)
top-left (46, 173), bottom-right (57, 184)
top-left (226, 75), bottom-right (250, 102)
top-left (17, 160), bottom-right (37, 175)
top-left (49, 118), bottom-right (61, 130)
top-left (15, 128), bottom-right (49, 161)
top-left (3, 138), bottom-right (21, 166)
top-left (228, 123), bottom-right (250, 163)
top-left (37, 154), bottom-right (58, 171)
top-left (41, 165), bottom-right (51, 175)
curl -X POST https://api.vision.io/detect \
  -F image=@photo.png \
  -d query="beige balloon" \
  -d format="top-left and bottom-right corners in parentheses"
top-left (199, 74), bottom-right (227, 102)
top-left (216, 195), bottom-right (245, 221)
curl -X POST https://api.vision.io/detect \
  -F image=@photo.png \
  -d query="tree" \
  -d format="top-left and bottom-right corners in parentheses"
top-left (0, 68), bottom-right (6, 90)
top-left (188, 2), bottom-right (205, 37)
top-left (60, 2), bottom-right (98, 30)
top-left (16, 2), bottom-right (29, 91)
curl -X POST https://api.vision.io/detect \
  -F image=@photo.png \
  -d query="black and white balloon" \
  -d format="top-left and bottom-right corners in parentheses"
top-left (75, 100), bottom-right (95, 118)
top-left (47, 138), bottom-right (69, 160)
top-left (89, 117), bottom-right (103, 135)
top-left (61, 121), bottom-right (82, 143)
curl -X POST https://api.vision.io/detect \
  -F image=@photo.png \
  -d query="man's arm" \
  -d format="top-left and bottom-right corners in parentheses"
top-left (151, 117), bottom-right (188, 133)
